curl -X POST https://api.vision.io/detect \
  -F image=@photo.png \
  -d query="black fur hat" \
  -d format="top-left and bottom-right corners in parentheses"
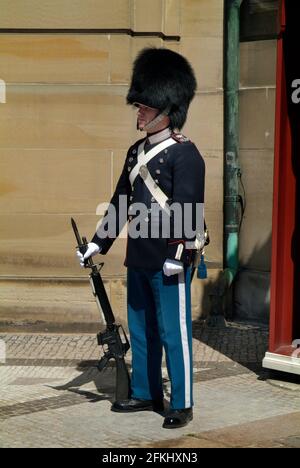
top-left (127, 48), bottom-right (197, 130)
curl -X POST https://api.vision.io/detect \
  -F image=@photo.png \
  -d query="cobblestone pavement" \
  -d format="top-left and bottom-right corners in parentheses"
top-left (0, 321), bottom-right (299, 448)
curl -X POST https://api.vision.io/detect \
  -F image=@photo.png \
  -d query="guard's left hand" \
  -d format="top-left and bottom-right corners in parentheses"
top-left (163, 259), bottom-right (184, 276)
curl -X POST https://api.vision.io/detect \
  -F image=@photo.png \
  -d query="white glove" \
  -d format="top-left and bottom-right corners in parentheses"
top-left (163, 259), bottom-right (184, 276)
top-left (76, 242), bottom-right (101, 267)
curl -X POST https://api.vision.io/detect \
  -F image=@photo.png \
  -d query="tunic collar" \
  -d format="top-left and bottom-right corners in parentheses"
top-left (147, 127), bottom-right (172, 145)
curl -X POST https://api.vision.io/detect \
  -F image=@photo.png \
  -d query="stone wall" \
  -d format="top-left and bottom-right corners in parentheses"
top-left (235, 39), bottom-right (277, 322)
top-left (0, 1), bottom-right (224, 330)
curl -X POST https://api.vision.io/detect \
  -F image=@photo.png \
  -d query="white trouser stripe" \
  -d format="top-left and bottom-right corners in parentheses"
top-left (178, 271), bottom-right (191, 408)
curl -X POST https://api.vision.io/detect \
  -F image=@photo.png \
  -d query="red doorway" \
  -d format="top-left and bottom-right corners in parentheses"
top-left (263, 0), bottom-right (300, 374)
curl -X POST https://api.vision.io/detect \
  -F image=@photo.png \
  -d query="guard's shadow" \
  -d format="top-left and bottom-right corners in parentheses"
top-left (51, 360), bottom-right (170, 413)
top-left (51, 361), bottom-right (119, 403)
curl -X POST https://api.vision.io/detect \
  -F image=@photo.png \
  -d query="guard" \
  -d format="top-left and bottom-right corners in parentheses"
top-left (77, 48), bottom-right (205, 429)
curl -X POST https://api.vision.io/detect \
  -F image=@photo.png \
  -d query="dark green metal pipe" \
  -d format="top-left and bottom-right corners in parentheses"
top-left (207, 0), bottom-right (242, 325)
top-left (224, 0), bottom-right (242, 283)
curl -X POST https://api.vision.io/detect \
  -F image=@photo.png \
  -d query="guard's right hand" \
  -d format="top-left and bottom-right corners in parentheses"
top-left (76, 242), bottom-right (101, 267)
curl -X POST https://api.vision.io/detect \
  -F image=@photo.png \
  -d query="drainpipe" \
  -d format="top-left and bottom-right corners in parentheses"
top-left (207, 0), bottom-right (242, 326)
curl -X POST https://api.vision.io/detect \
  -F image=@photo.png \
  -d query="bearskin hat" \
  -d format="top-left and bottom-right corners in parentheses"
top-left (127, 48), bottom-right (197, 130)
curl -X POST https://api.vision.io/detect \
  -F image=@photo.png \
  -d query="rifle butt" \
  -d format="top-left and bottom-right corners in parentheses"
top-left (115, 358), bottom-right (131, 401)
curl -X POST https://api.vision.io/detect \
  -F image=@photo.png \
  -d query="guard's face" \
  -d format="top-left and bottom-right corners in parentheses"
top-left (134, 103), bottom-right (160, 131)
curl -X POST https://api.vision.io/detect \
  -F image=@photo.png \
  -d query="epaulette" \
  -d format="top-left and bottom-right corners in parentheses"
top-left (171, 132), bottom-right (190, 143)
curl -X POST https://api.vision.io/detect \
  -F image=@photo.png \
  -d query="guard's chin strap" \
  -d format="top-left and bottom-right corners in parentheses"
top-left (139, 106), bottom-right (171, 132)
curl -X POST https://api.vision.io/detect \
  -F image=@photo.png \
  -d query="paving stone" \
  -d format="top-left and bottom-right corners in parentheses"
top-left (0, 322), bottom-right (299, 448)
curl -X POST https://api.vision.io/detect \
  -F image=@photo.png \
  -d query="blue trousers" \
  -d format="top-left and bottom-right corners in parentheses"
top-left (127, 267), bottom-right (193, 410)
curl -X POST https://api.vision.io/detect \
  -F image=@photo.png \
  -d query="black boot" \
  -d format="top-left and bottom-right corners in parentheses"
top-left (163, 408), bottom-right (193, 429)
top-left (111, 398), bottom-right (164, 413)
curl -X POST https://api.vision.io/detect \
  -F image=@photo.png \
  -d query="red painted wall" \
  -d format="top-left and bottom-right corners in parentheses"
top-left (269, 0), bottom-right (300, 356)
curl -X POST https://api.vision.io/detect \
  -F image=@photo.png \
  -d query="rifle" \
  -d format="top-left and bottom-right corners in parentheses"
top-left (71, 218), bottom-right (131, 401)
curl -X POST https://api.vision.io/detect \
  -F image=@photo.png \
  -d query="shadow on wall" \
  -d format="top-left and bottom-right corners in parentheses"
top-left (197, 232), bottom-right (272, 325)
top-left (190, 235), bottom-right (272, 378)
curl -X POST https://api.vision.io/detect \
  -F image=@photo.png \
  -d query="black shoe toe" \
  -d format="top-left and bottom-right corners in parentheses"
top-left (111, 398), bottom-right (163, 413)
top-left (163, 408), bottom-right (193, 429)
